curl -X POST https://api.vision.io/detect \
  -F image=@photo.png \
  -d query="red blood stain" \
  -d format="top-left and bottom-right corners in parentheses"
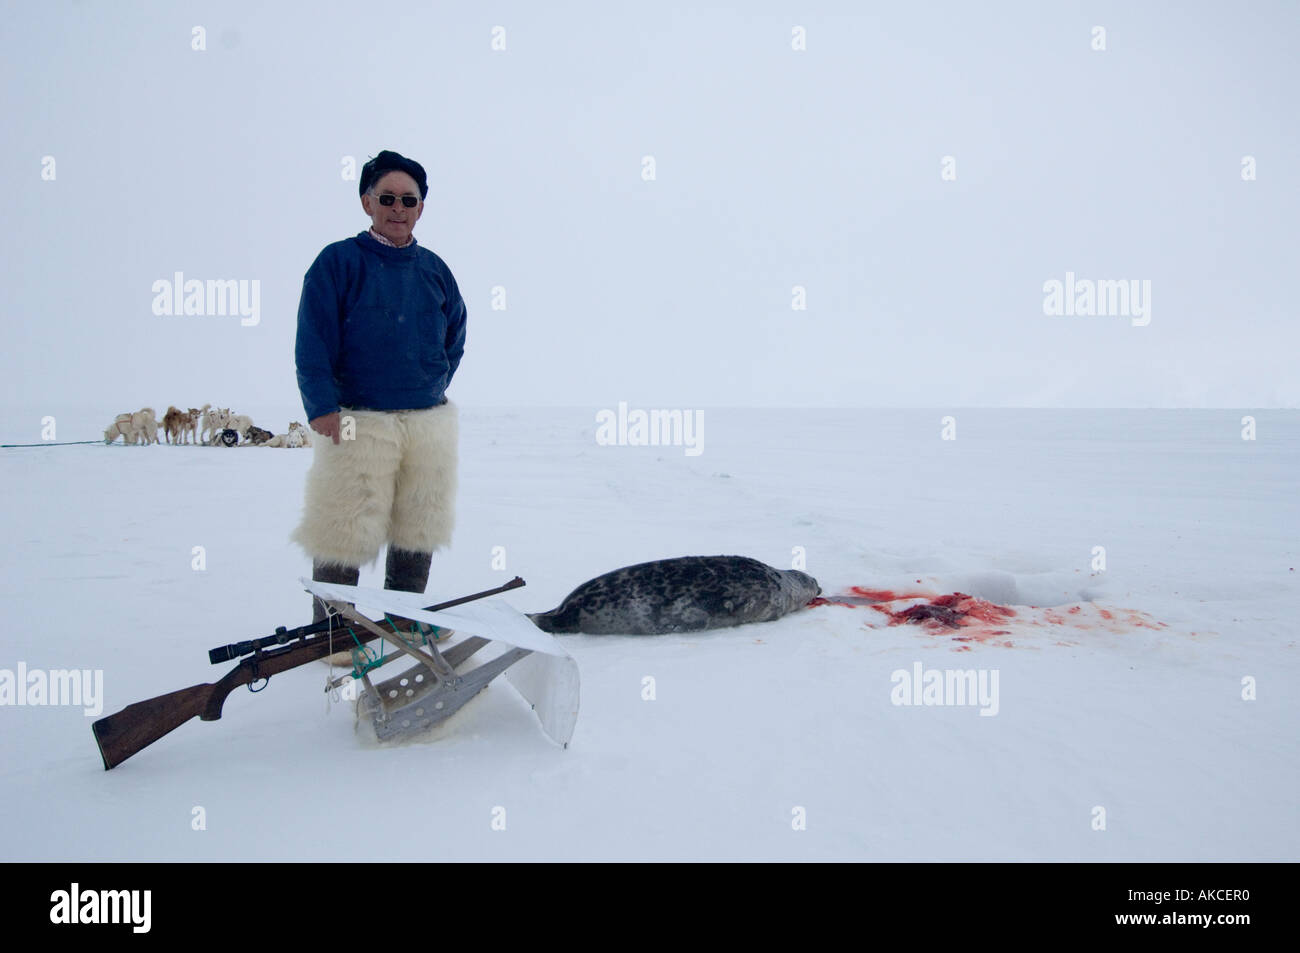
top-left (877, 592), bottom-right (1016, 634)
top-left (807, 584), bottom-right (933, 609)
top-left (1130, 615), bottom-right (1169, 630)
top-left (811, 579), bottom-right (935, 608)
top-left (948, 594), bottom-right (1017, 625)
top-left (814, 586), bottom-right (1167, 646)
top-left (896, 602), bottom-right (965, 628)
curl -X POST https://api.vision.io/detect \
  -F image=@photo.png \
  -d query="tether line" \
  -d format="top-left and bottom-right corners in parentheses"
top-left (1, 440), bottom-right (103, 448)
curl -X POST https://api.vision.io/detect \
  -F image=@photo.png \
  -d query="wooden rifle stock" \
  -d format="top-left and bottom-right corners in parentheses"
top-left (92, 577), bottom-right (525, 769)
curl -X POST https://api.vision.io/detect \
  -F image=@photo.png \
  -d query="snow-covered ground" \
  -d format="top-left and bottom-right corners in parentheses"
top-left (1, 407), bottom-right (1295, 860)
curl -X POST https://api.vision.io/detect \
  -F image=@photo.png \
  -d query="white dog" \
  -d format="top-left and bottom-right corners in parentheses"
top-left (200, 406), bottom-right (231, 445)
top-left (224, 414), bottom-right (254, 441)
top-left (140, 410), bottom-right (160, 444)
top-left (263, 421), bottom-right (312, 448)
top-left (103, 413), bottom-right (133, 444)
top-left (103, 408), bottom-right (158, 445)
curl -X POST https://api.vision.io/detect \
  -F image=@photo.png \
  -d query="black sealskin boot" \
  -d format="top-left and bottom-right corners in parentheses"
top-left (384, 546), bottom-right (433, 595)
top-left (383, 547), bottom-right (443, 643)
top-left (311, 560), bottom-right (361, 623)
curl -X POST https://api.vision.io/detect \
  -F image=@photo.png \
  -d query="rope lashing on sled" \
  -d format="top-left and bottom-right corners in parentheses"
top-left (384, 613), bottom-right (448, 649)
top-left (348, 624), bottom-right (386, 678)
top-left (313, 594), bottom-right (388, 683)
top-left (314, 601), bottom-right (450, 688)
top-left (323, 607), bottom-right (350, 708)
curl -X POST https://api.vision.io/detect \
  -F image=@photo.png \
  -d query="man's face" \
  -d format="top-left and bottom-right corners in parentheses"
top-left (361, 170), bottom-right (423, 245)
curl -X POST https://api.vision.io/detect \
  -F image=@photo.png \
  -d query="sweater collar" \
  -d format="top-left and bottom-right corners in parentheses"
top-left (357, 229), bottom-right (419, 257)
top-left (367, 226), bottom-right (415, 249)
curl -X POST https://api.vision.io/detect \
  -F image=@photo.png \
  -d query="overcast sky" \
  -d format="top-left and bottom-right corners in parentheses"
top-left (3, 0), bottom-right (1297, 417)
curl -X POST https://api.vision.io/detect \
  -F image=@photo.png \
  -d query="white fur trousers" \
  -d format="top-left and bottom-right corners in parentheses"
top-left (291, 402), bottom-right (458, 568)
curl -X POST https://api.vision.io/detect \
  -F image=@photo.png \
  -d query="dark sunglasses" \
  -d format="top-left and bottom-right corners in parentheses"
top-left (375, 193), bottom-right (419, 208)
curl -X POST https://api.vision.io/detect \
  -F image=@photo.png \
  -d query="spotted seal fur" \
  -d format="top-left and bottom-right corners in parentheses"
top-left (528, 555), bottom-right (821, 635)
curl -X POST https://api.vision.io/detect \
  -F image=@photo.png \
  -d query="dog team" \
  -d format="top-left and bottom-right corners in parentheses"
top-left (103, 404), bottom-right (311, 449)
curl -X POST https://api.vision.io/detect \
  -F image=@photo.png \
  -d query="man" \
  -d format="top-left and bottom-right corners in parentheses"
top-left (292, 150), bottom-right (467, 627)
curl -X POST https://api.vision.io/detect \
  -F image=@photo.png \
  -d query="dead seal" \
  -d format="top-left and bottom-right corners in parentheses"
top-left (528, 555), bottom-right (821, 635)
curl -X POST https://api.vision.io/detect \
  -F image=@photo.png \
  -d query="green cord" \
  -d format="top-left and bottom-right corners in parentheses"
top-left (346, 625), bottom-right (385, 679)
top-left (384, 614), bottom-right (447, 648)
top-left (343, 616), bottom-right (449, 681)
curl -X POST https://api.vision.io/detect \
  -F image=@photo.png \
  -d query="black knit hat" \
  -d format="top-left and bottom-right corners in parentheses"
top-left (359, 150), bottom-right (428, 200)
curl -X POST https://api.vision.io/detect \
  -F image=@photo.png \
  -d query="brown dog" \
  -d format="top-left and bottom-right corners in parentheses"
top-left (179, 405), bottom-right (207, 444)
top-left (160, 406), bottom-right (184, 444)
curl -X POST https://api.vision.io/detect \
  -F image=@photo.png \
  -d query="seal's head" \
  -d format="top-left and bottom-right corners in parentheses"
top-left (782, 569), bottom-right (822, 608)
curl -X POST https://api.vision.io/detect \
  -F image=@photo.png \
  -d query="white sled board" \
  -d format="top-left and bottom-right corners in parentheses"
top-left (502, 649), bottom-right (581, 748)
top-left (300, 579), bottom-right (566, 655)
top-left (299, 579), bottom-right (579, 745)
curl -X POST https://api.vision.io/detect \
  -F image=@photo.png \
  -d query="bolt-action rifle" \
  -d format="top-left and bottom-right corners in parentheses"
top-left (91, 576), bottom-right (525, 769)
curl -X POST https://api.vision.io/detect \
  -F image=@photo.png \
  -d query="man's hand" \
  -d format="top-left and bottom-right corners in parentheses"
top-left (309, 412), bottom-right (342, 445)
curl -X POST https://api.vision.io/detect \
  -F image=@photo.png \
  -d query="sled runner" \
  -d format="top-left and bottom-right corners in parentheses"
top-left (302, 578), bottom-right (580, 747)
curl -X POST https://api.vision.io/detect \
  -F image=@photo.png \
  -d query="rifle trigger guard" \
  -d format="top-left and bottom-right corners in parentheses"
top-left (249, 654), bottom-right (269, 692)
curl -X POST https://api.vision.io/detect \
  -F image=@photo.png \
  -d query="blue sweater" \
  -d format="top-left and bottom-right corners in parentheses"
top-left (295, 231), bottom-right (467, 421)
